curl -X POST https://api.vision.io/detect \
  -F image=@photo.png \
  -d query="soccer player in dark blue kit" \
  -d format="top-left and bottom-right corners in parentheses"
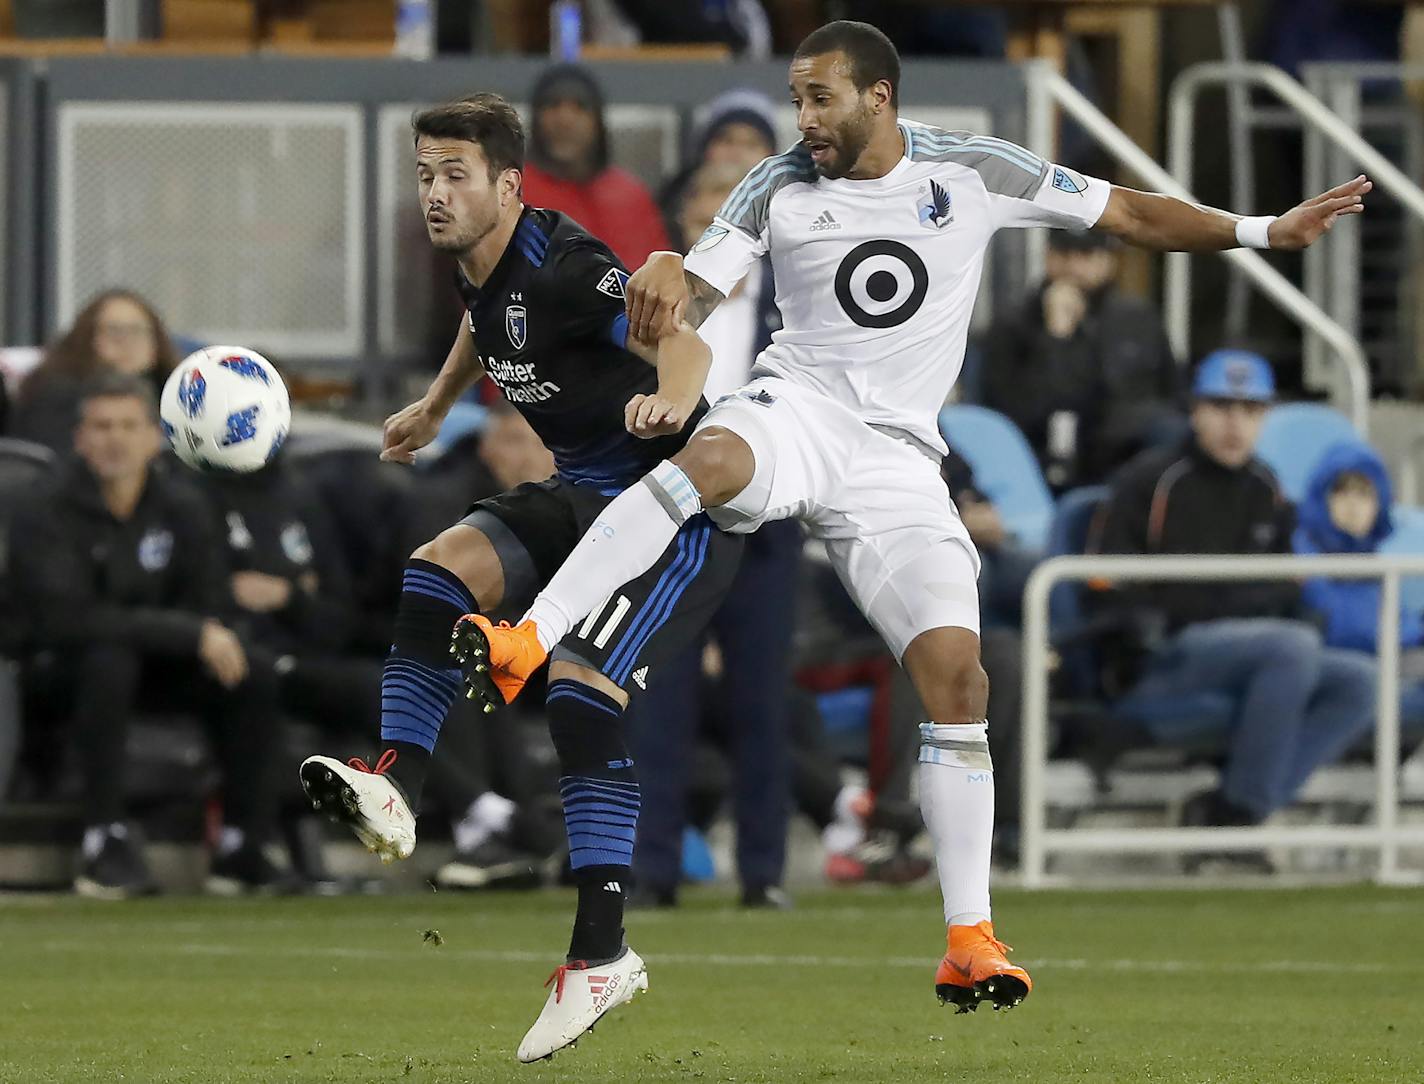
top-left (299, 93), bottom-right (740, 1061)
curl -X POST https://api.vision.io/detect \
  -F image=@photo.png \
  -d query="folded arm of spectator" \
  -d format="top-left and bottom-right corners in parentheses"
top-left (12, 488), bottom-right (224, 657)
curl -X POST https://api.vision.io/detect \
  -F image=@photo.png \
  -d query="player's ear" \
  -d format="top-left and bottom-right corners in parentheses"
top-left (871, 79), bottom-right (892, 114)
top-left (501, 167), bottom-right (523, 207)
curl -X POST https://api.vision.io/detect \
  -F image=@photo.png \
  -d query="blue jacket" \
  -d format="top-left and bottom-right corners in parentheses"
top-left (1293, 441), bottom-right (1424, 651)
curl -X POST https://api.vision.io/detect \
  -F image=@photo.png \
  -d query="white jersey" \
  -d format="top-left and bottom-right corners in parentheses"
top-left (684, 119), bottom-right (1112, 456)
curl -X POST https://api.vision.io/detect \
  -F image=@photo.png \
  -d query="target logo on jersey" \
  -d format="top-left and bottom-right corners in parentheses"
top-left (160, 345), bottom-right (291, 473)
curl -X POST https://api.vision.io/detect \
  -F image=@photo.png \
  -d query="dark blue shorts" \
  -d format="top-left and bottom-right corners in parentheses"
top-left (462, 476), bottom-right (742, 694)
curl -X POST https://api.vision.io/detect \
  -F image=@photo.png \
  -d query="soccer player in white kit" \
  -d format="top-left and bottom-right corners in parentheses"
top-left (456, 17), bottom-right (1370, 1041)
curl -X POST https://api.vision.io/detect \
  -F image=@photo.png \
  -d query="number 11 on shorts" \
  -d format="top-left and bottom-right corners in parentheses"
top-left (577, 594), bottom-right (631, 649)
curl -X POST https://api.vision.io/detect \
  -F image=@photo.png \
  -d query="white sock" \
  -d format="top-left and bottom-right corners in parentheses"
top-left (453, 791), bottom-right (517, 852)
top-left (523, 461), bottom-right (701, 651)
top-left (82, 825), bottom-right (111, 860)
top-left (918, 721), bottom-right (993, 927)
top-left (217, 826), bottom-right (245, 858)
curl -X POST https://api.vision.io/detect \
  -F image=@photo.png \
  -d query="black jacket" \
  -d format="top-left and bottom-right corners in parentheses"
top-left (1090, 437), bottom-right (1299, 634)
top-left (10, 459), bottom-right (229, 655)
top-left (199, 460), bottom-right (354, 657)
top-left (981, 282), bottom-right (1179, 487)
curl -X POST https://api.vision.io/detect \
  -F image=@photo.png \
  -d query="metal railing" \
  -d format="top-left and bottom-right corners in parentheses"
top-left (1168, 62), bottom-right (1424, 406)
top-left (1024, 62), bottom-right (1371, 434)
top-left (1020, 553), bottom-right (1424, 888)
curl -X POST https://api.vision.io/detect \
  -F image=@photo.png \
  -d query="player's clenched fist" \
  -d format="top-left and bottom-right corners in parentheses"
top-left (625, 393), bottom-right (689, 438)
top-left (627, 252), bottom-right (690, 343)
top-left (381, 399), bottom-right (444, 464)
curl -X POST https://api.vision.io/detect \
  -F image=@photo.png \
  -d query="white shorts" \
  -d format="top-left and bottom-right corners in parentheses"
top-left (695, 376), bottom-right (982, 658)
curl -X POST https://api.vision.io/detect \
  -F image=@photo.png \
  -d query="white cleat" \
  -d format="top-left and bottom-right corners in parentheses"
top-left (517, 948), bottom-right (649, 1063)
top-left (299, 753), bottom-right (416, 863)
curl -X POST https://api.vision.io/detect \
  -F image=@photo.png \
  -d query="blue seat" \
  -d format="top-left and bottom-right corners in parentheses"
top-left (1381, 504), bottom-right (1424, 616)
top-left (1256, 403), bottom-right (1358, 504)
top-left (1046, 486), bottom-right (1109, 698)
top-left (939, 405), bottom-right (1054, 550)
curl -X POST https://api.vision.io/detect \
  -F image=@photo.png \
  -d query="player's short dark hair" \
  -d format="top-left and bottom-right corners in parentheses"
top-left (412, 93), bottom-right (525, 179)
top-left (794, 20), bottom-right (900, 107)
top-left (78, 371), bottom-right (159, 421)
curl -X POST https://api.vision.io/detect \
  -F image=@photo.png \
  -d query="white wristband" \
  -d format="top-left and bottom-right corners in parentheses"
top-left (1235, 215), bottom-right (1277, 250)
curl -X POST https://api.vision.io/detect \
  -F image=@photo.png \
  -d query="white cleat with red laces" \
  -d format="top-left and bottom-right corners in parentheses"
top-left (299, 751), bottom-right (416, 863)
top-left (517, 948), bottom-right (649, 1063)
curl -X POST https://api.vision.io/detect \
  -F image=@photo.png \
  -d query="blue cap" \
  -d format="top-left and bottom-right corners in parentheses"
top-left (1192, 349), bottom-right (1275, 402)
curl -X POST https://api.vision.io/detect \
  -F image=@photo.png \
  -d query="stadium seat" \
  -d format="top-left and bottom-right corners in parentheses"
top-left (939, 404), bottom-right (1053, 550)
top-left (1045, 486), bottom-right (1109, 699)
top-left (1256, 403), bottom-right (1358, 504)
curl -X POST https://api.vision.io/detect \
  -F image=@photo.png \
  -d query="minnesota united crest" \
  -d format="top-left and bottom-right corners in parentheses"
top-left (506, 304), bottom-right (527, 349)
top-left (917, 179), bottom-right (953, 230)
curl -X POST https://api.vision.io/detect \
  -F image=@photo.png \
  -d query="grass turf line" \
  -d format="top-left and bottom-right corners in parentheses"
top-left (1, 886), bottom-right (1421, 1083)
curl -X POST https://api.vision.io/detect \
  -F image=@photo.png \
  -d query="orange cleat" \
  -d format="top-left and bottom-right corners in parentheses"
top-left (933, 920), bottom-right (1032, 1013)
top-left (450, 615), bottom-right (548, 712)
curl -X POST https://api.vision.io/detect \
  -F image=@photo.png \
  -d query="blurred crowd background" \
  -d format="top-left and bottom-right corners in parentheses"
top-left (3, 0), bottom-right (1424, 899)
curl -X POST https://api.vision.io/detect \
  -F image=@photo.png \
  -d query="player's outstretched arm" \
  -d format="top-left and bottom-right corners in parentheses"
top-left (627, 252), bottom-right (727, 339)
top-left (381, 316), bottom-right (486, 464)
top-left (623, 321), bottom-right (713, 439)
top-left (1095, 175), bottom-right (1371, 253)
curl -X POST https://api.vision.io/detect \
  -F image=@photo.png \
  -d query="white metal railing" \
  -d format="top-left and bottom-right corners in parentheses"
top-left (1020, 553), bottom-right (1424, 888)
top-left (1023, 62), bottom-right (1371, 435)
top-left (1398, 433), bottom-right (1424, 507)
top-left (1168, 62), bottom-right (1424, 407)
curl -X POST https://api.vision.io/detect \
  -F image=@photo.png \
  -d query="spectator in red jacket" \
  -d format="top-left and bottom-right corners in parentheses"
top-left (521, 63), bottom-right (670, 270)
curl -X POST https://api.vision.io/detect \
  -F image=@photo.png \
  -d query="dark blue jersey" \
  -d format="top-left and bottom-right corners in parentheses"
top-left (457, 207), bottom-right (705, 491)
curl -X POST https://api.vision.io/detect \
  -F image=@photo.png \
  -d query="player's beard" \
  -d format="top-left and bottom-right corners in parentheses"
top-left (814, 105), bottom-right (875, 180)
top-left (428, 212), bottom-right (492, 255)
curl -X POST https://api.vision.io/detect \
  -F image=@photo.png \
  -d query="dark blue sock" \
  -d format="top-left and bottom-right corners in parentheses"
top-left (378, 558), bottom-right (475, 806)
top-left (547, 678), bottom-right (638, 962)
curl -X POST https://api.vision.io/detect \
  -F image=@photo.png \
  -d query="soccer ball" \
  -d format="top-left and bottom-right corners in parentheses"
top-left (159, 346), bottom-right (291, 473)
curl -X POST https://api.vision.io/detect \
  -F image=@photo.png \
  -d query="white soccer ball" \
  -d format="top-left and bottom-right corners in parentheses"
top-left (159, 346), bottom-right (291, 473)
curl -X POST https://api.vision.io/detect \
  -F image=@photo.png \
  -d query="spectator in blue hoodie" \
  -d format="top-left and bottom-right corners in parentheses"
top-left (1294, 441), bottom-right (1424, 727)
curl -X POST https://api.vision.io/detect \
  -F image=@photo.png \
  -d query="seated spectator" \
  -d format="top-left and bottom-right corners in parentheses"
top-left (1293, 441), bottom-right (1424, 726)
top-left (981, 231), bottom-right (1181, 490)
top-left (521, 63), bottom-right (670, 271)
top-left (1265, 0), bottom-right (1402, 77)
top-left (591, 0), bottom-right (772, 57)
top-left (1091, 352), bottom-right (1377, 828)
top-left (11, 290), bottom-right (180, 454)
top-left (838, 2), bottom-right (1006, 58)
top-left (11, 374), bottom-right (287, 897)
top-left (660, 89), bottom-right (778, 244)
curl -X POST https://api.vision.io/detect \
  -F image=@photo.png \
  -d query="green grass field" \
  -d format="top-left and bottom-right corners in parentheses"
top-left (2, 885), bottom-right (1421, 1083)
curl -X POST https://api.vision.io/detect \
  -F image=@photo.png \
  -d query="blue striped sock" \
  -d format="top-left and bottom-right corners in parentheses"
top-left (560, 776), bottom-right (641, 870)
top-left (377, 559), bottom-right (476, 802)
top-left (547, 678), bottom-right (638, 961)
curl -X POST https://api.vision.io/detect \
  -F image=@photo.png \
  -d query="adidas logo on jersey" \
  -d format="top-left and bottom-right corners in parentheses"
top-left (632, 666), bottom-right (649, 690)
top-left (809, 210), bottom-right (841, 232)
